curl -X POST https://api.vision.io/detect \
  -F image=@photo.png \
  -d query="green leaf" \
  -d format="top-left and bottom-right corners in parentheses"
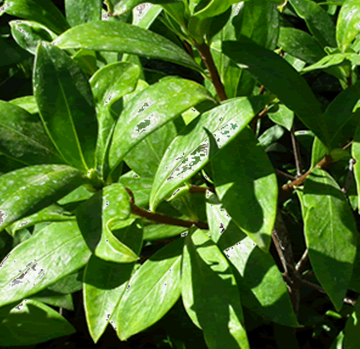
top-left (34, 42), bottom-right (98, 172)
top-left (124, 122), bottom-right (177, 178)
top-left (7, 204), bottom-right (74, 236)
top-left (89, 62), bottom-right (140, 174)
top-left (337, 0), bottom-right (360, 52)
top-left (303, 168), bottom-right (358, 311)
top-left (10, 20), bottom-right (57, 55)
top-left (65, 0), bottom-right (102, 27)
top-left (30, 289), bottom-right (74, 310)
top-left (0, 299), bottom-right (75, 346)
top-left (76, 184), bottom-right (139, 263)
top-left (289, 0), bottom-right (337, 48)
top-left (72, 48), bottom-right (98, 76)
top-left (206, 192), bottom-right (299, 327)
top-left (118, 174), bottom-right (153, 208)
top-left (1, 0), bottom-right (70, 35)
top-left (135, 5), bottom-right (162, 29)
top-left (9, 95), bottom-right (38, 114)
top-left (302, 52), bottom-right (360, 72)
top-left (211, 127), bottom-right (277, 252)
top-left (182, 229), bottom-right (250, 349)
top-left (0, 165), bottom-right (87, 231)
top-left (150, 95), bottom-right (273, 211)
top-left (268, 104), bottom-right (294, 132)
top-left (222, 37), bottom-right (330, 148)
top-left (108, 77), bottom-right (212, 174)
top-left (106, 0), bottom-right (181, 16)
top-left (343, 299), bottom-right (360, 348)
top-left (0, 221), bottom-right (91, 307)
top-left (84, 220), bottom-right (142, 343)
top-left (0, 100), bottom-right (64, 167)
top-left (48, 269), bottom-right (84, 294)
top-left (258, 125), bottom-right (285, 148)
top-left (53, 21), bottom-right (203, 73)
top-left (352, 121), bottom-right (360, 213)
top-left (116, 238), bottom-right (183, 340)
top-left (323, 80), bottom-right (360, 148)
top-left (278, 27), bottom-right (325, 64)
top-left (311, 136), bottom-right (328, 168)
top-left (193, 0), bottom-right (239, 21)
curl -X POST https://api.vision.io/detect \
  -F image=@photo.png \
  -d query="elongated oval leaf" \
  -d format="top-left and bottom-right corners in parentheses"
top-left (302, 53), bottom-right (360, 73)
top-left (278, 27), bottom-right (325, 64)
top-left (303, 168), bottom-right (358, 311)
top-left (116, 237), bottom-right (183, 340)
top-left (34, 42), bottom-right (98, 172)
top-left (9, 95), bottom-right (39, 114)
top-left (53, 21), bottom-right (202, 73)
top-left (107, 0), bottom-right (181, 16)
top-left (206, 192), bottom-right (299, 327)
top-left (75, 184), bottom-right (138, 263)
top-left (211, 127), bottom-right (277, 252)
top-left (150, 95), bottom-right (273, 211)
top-left (1, 0), bottom-right (70, 34)
top-left (182, 229), bottom-right (250, 349)
top-left (0, 299), bottom-right (75, 346)
top-left (0, 101), bottom-right (64, 167)
top-left (84, 219), bottom-right (142, 343)
top-left (10, 20), bottom-right (56, 55)
top-left (90, 62), bottom-right (140, 172)
top-left (65, 0), bottom-right (102, 27)
top-left (0, 221), bottom-right (91, 307)
top-left (108, 77), bottom-right (212, 174)
top-left (289, 0), bottom-right (336, 48)
top-left (0, 165), bottom-right (88, 231)
top-left (337, 0), bottom-right (360, 52)
top-left (222, 37), bottom-right (330, 148)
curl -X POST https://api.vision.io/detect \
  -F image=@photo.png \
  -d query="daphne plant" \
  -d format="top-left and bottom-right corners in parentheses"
top-left (1, 0), bottom-right (360, 348)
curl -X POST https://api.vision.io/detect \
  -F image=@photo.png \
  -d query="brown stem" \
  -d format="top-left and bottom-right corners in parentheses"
top-left (125, 188), bottom-right (209, 230)
top-left (272, 210), bottom-right (300, 314)
top-left (295, 249), bottom-right (309, 273)
top-left (291, 125), bottom-right (302, 177)
top-left (183, 40), bottom-right (194, 59)
top-left (275, 169), bottom-right (296, 180)
top-left (195, 42), bottom-right (227, 102)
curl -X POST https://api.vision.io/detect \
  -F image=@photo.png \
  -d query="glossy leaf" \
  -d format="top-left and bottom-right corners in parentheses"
top-left (65, 0), bottom-right (102, 27)
top-left (76, 184), bottom-right (138, 263)
top-left (206, 192), bottom-right (299, 327)
top-left (108, 77), bottom-right (212, 173)
top-left (118, 174), bottom-right (153, 208)
top-left (0, 299), bottom-right (75, 346)
top-left (303, 168), bottom-right (358, 311)
top-left (150, 95), bottom-right (273, 211)
top-left (0, 221), bottom-right (91, 307)
top-left (323, 80), bottom-right (360, 148)
top-left (124, 122), bottom-right (177, 178)
top-left (89, 62), bottom-right (140, 173)
top-left (53, 21), bottom-right (202, 73)
top-left (9, 95), bottom-right (38, 114)
top-left (311, 137), bottom-right (328, 168)
top-left (0, 100), bottom-right (63, 167)
top-left (302, 52), bottom-right (360, 72)
top-left (30, 289), bottom-right (74, 310)
top-left (34, 42), bottom-right (98, 172)
top-left (278, 27), bottom-right (325, 64)
top-left (7, 204), bottom-right (74, 236)
top-left (289, 0), bottom-right (337, 48)
top-left (182, 229), bottom-right (250, 349)
top-left (106, 0), bottom-right (181, 16)
top-left (268, 104), bottom-right (294, 132)
top-left (10, 20), bottom-right (56, 55)
top-left (0, 165), bottom-right (87, 231)
top-left (337, 0), bottom-right (360, 52)
top-left (222, 38), bottom-right (330, 148)
top-left (194, 0), bottom-right (240, 21)
top-left (211, 127), bottom-right (277, 252)
top-left (116, 238), bottom-right (183, 340)
top-left (48, 269), bottom-right (84, 294)
top-left (1, 0), bottom-right (69, 35)
top-left (84, 220), bottom-right (142, 343)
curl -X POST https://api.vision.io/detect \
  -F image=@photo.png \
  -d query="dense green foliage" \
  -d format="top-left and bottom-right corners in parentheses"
top-left (1, 0), bottom-right (360, 348)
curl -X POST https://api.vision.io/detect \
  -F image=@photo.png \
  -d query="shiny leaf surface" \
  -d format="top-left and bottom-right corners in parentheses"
top-left (116, 238), bottom-right (183, 340)
top-left (0, 221), bottom-right (91, 307)
top-left (65, 0), bottom-right (102, 27)
top-left (182, 229), bottom-right (250, 349)
top-left (34, 42), bottom-right (98, 172)
top-left (150, 95), bottom-right (273, 211)
top-left (303, 168), bottom-right (358, 311)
